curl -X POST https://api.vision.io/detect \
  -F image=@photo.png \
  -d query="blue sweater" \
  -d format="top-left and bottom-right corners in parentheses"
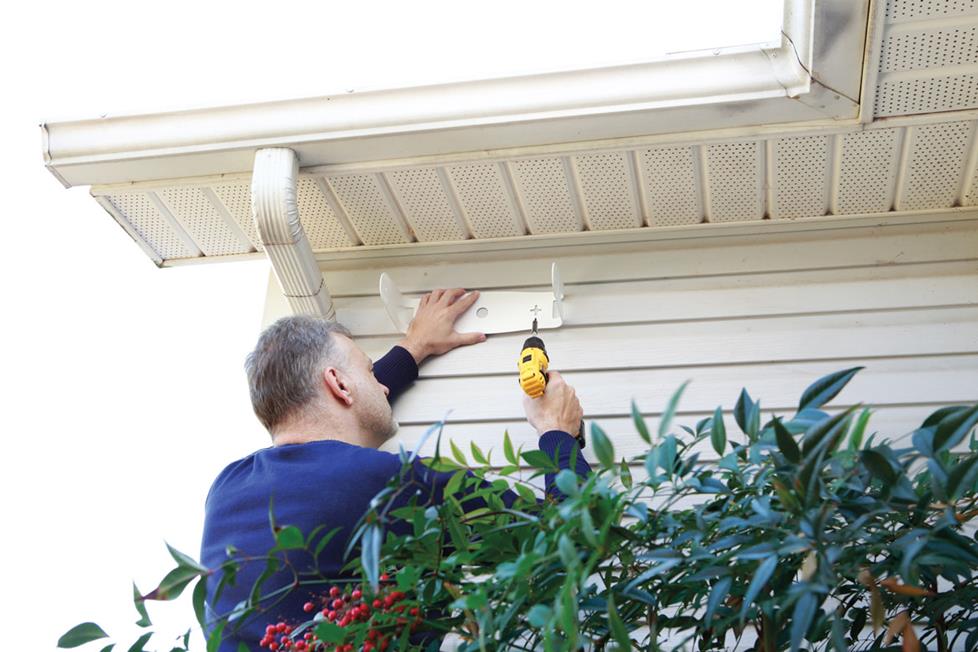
top-left (200, 346), bottom-right (591, 650)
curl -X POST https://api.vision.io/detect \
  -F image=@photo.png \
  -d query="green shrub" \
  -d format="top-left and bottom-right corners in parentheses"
top-left (60, 368), bottom-right (978, 651)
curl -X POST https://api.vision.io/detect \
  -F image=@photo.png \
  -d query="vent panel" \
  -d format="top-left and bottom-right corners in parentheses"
top-left (326, 174), bottom-right (408, 246)
top-left (211, 182), bottom-right (262, 251)
top-left (297, 178), bottom-right (355, 248)
top-left (884, 0), bottom-right (978, 21)
top-left (157, 187), bottom-right (248, 256)
top-left (880, 26), bottom-right (978, 72)
top-left (772, 136), bottom-right (829, 219)
top-left (445, 163), bottom-right (522, 238)
top-left (574, 152), bottom-right (640, 230)
top-left (386, 168), bottom-right (466, 242)
top-left (706, 142), bottom-right (763, 222)
top-left (641, 147), bottom-right (701, 226)
top-left (510, 157), bottom-right (580, 234)
top-left (836, 130), bottom-right (901, 214)
top-left (107, 193), bottom-right (196, 259)
top-left (901, 122), bottom-right (975, 210)
top-left (874, 74), bottom-right (978, 116)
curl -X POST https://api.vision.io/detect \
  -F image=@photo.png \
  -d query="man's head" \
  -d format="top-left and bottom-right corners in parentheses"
top-left (244, 316), bottom-right (396, 446)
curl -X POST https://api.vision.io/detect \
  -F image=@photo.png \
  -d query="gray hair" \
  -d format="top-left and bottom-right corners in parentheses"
top-left (245, 315), bottom-right (352, 433)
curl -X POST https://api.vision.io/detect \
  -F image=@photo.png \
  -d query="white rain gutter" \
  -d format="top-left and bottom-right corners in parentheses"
top-left (42, 0), bottom-right (863, 191)
top-left (251, 148), bottom-right (335, 319)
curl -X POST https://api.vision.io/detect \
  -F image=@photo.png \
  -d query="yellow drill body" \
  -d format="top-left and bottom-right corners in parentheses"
top-left (517, 326), bottom-right (586, 449)
top-left (518, 337), bottom-right (549, 398)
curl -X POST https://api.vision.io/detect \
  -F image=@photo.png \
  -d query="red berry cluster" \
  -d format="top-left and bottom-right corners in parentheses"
top-left (258, 573), bottom-right (423, 652)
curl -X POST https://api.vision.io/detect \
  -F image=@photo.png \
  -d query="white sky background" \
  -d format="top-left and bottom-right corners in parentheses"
top-left (1, 0), bottom-right (780, 648)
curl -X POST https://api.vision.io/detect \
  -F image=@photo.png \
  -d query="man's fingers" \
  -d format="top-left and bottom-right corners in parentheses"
top-left (419, 293), bottom-right (430, 307)
top-left (451, 290), bottom-right (480, 315)
top-left (439, 287), bottom-right (467, 305)
top-left (455, 331), bottom-right (487, 346)
top-left (430, 289), bottom-right (446, 304)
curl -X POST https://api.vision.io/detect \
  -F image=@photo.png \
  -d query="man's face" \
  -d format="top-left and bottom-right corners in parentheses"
top-left (334, 335), bottom-right (397, 446)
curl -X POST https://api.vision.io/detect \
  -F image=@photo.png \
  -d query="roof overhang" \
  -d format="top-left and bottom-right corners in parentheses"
top-left (42, 0), bottom-right (866, 188)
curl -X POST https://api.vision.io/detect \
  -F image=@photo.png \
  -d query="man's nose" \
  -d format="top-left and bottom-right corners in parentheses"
top-left (381, 383), bottom-right (390, 397)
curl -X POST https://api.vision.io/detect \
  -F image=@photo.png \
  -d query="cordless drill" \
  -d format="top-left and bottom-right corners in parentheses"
top-left (518, 318), bottom-right (586, 448)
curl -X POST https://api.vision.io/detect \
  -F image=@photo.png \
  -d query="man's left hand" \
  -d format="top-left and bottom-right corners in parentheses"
top-left (398, 288), bottom-right (487, 365)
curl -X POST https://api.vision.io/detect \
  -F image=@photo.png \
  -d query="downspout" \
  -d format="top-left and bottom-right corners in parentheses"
top-left (251, 148), bottom-right (336, 319)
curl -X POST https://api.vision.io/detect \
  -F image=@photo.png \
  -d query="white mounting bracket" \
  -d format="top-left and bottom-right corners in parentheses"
top-left (379, 262), bottom-right (565, 335)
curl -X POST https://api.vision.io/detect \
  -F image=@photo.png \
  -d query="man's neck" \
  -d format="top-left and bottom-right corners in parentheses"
top-left (271, 414), bottom-right (376, 449)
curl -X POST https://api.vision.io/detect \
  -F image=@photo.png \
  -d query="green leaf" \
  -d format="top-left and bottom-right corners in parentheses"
top-left (315, 622), bottom-right (346, 644)
top-left (660, 435), bottom-right (678, 479)
top-left (192, 577), bottom-right (208, 632)
top-left (503, 430), bottom-right (517, 465)
top-left (580, 508), bottom-right (598, 547)
top-left (947, 454), bottom-right (978, 499)
top-left (705, 576), bottom-right (732, 621)
top-left (591, 421), bottom-right (615, 467)
top-left (361, 523), bottom-right (382, 592)
top-left (790, 591), bottom-right (817, 652)
top-left (522, 449), bottom-right (559, 473)
top-left (774, 417), bottom-right (801, 464)
top-left (848, 408), bottom-right (872, 451)
top-left (274, 525), bottom-right (305, 550)
top-left (631, 400), bottom-right (651, 444)
top-left (740, 555), bottom-right (778, 622)
top-left (797, 367), bottom-right (863, 412)
top-left (58, 623), bottom-right (109, 648)
top-left (144, 566), bottom-right (201, 601)
top-left (934, 404), bottom-right (978, 453)
top-left (514, 483), bottom-right (537, 503)
top-left (607, 593), bottom-right (632, 652)
top-left (555, 469), bottom-right (580, 497)
top-left (313, 526), bottom-right (343, 560)
top-left (619, 459), bottom-right (633, 489)
top-left (126, 632), bottom-right (153, 652)
top-left (923, 405), bottom-right (969, 428)
top-left (734, 388), bottom-right (754, 435)
top-left (166, 542), bottom-right (206, 573)
top-left (558, 534), bottom-right (579, 569)
top-left (711, 406), bottom-right (727, 457)
top-left (450, 439), bottom-right (468, 465)
top-left (802, 406), bottom-right (857, 457)
top-left (132, 583), bottom-right (151, 628)
top-left (659, 380), bottom-right (690, 439)
top-left (99, 645), bottom-right (115, 652)
top-left (527, 604), bottom-right (553, 628)
top-left (206, 621), bottom-right (226, 652)
top-left (470, 441), bottom-right (488, 465)
top-left (861, 450), bottom-right (897, 486)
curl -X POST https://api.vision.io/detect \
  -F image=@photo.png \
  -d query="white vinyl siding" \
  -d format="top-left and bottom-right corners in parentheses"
top-left (264, 216), bottom-right (978, 468)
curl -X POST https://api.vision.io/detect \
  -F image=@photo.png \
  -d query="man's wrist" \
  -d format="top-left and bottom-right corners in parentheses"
top-left (396, 338), bottom-right (428, 365)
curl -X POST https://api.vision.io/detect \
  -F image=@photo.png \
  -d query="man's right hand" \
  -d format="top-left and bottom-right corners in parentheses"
top-left (522, 371), bottom-right (584, 436)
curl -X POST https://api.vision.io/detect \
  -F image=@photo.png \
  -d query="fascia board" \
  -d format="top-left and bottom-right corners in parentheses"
top-left (44, 43), bottom-right (823, 187)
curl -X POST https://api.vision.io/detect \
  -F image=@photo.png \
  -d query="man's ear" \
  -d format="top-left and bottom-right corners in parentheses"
top-left (322, 366), bottom-right (353, 406)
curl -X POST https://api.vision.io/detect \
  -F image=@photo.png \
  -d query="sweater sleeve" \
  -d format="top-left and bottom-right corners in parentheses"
top-left (372, 345), bottom-right (419, 403)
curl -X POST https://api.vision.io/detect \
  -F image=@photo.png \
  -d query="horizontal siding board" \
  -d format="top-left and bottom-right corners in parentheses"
top-left (390, 355), bottom-right (978, 424)
top-left (336, 263), bottom-right (978, 336)
top-left (384, 405), bottom-right (972, 464)
top-left (317, 220), bottom-right (978, 296)
top-left (361, 306), bottom-right (978, 378)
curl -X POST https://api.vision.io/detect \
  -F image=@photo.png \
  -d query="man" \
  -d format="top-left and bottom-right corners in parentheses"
top-left (200, 288), bottom-right (591, 650)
